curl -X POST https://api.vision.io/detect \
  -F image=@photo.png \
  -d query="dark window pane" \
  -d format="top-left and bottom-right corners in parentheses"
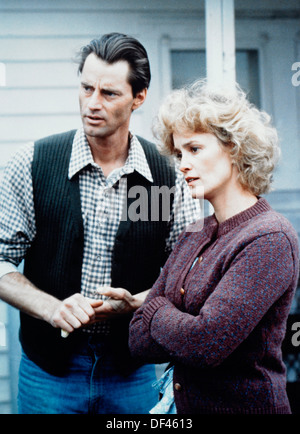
top-left (171, 49), bottom-right (260, 107)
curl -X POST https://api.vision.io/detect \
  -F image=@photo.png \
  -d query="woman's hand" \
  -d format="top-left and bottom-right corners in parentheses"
top-left (92, 286), bottom-right (149, 321)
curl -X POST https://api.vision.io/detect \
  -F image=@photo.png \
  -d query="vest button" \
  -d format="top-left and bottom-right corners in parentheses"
top-left (180, 288), bottom-right (185, 295)
top-left (174, 383), bottom-right (182, 391)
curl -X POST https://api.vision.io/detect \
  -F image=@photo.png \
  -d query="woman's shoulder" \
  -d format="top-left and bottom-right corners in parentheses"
top-left (241, 204), bottom-right (299, 254)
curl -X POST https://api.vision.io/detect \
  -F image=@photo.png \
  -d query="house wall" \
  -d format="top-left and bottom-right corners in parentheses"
top-left (0, 0), bottom-right (299, 413)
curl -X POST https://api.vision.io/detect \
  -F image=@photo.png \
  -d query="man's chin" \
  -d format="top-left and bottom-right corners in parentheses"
top-left (83, 125), bottom-right (107, 138)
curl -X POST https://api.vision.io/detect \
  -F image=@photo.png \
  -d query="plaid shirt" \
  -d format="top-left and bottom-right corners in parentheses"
top-left (0, 128), bottom-right (200, 333)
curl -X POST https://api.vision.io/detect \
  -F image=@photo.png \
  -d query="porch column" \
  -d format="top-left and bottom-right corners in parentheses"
top-left (205, 0), bottom-right (236, 88)
top-left (0, 63), bottom-right (6, 87)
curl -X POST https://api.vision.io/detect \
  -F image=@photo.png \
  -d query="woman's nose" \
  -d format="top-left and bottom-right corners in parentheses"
top-left (179, 155), bottom-right (192, 173)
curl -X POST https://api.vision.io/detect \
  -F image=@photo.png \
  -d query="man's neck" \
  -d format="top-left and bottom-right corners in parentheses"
top-left (87, 132), bottom-right (130, 177)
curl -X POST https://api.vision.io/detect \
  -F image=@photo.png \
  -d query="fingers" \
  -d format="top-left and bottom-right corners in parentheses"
top-left (52, 288), bottom-right (136, 334)
top-left (97, 286), bottom-right (133, 302)
top-left (50, 293), bottom-right (103, 334)
top-left (88, 298), bottom-right (104, 308)
top-left (95, 287), bottom-right (137, 316)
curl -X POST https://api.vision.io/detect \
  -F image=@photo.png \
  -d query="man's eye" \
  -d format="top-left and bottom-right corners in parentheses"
top-left (83, 85), bottom-right (92, 92)
top-left (104, 90), bottom-right (116, 97)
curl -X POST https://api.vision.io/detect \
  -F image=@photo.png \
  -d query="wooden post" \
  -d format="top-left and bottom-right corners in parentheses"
top-left (0, 63), bottom-right (6, 87)
top-left (205, 0), bottom-right (236, 215)
top-left (205, 0), bottom-right (236, 88)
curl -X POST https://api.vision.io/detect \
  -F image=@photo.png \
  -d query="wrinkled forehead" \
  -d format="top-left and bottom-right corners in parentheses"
top-left (81, 53), bottom-right (131, 89)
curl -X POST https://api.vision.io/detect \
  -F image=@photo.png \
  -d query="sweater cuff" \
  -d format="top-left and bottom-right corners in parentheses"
top-left (143, 296), bottom-right (171, 329)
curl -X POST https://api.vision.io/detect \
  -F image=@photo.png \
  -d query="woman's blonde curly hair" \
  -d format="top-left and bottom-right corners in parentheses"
top-left (153, 79), bottom-right (280, 196)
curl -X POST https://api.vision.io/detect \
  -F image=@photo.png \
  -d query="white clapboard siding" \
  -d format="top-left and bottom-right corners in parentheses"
top-left (0, 38), bottom-right (89, 62)
top-left (0, 0), bottom-right (299, 415)
top-left (0, 10), bottom-right (140, 38)
top-left (3, 62), bottom-right (79, 88)
top-left (0, 88), bottom-right (79, 115)
top-left (0, 111), bottom-right (143, 144)
top-left (0, 114), bottom-right (81, 143)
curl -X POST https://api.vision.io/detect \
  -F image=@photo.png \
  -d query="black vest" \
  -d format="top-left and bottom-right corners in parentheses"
top-left (20, 130), bottom-right (175, 374)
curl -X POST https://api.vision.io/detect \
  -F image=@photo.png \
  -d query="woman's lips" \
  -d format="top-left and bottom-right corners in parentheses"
top-left (185, 177), bottom-right (200, 186)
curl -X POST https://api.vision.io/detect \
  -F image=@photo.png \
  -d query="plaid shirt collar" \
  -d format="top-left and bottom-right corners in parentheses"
top-left (68, 128), bottom-right (153, 183)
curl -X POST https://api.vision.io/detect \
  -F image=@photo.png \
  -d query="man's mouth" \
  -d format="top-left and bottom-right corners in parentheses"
top-left (85, 114), bottom-right (105, 124)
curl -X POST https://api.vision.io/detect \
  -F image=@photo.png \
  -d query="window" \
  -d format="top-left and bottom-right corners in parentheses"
top-left (171, 49), bottom-right (260, 107)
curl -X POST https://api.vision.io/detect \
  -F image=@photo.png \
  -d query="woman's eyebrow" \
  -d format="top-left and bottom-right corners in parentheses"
top-left (174, 141), bottom-right (200, 152)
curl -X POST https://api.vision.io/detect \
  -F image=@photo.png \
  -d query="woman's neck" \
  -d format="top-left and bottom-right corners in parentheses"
top-left (211, 187), bottom-right (258, 223)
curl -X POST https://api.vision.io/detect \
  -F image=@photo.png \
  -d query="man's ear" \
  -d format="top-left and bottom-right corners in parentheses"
top-left (132, 88), bottom-right (147, 111)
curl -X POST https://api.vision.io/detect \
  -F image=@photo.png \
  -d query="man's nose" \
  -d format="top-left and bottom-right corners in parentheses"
top-left (88, 89), bottom-right (103, 111)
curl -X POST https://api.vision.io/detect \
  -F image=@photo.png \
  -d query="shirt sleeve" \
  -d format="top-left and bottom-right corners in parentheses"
top-left (165, 167), bottom-right (201, 254)
top-left (130, 231), bottom-right (297, 368)
top-left (0, 143), bottom-right (36, 274)
top-left (0, 261), bottom-right (19, 279)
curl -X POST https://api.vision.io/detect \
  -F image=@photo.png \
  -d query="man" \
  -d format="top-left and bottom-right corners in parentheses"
top-left (0, 33), bottom-right (199, 414)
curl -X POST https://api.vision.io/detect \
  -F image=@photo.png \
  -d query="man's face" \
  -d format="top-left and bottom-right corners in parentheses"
top-left (79, 53), bottom-right (146, 141)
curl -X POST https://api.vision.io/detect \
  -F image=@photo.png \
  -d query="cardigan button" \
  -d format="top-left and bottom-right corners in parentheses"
top-left (174, 383), bottom-right (182, 391)
top-left (198, 256), bottom-right (203, 263)
top-left (180, 288), bottom-right (185, 295)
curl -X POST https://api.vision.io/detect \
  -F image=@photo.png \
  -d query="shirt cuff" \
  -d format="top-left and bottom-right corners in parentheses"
top-left (0, 261), bottom-right (19, 280)
top-left (143, 296), bottom-right (171, 329)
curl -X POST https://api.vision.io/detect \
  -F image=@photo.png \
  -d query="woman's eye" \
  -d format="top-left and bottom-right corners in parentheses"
top-left (175, 152), bottom-right (182, 160)
top-left (191, 147), bottom-right (199, 153)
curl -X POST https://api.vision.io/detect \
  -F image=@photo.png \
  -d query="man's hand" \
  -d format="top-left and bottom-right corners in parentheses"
top-left (92, 287), bottom-right (149, 321)
top-left (49, 293), bottom-right (103, 334)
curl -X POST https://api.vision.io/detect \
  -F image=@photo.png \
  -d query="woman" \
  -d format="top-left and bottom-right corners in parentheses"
top-left (128, 80), bottom-right (299, 414)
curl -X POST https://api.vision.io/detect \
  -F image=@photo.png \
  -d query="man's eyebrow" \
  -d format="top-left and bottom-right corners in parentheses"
top-left (101, 87), bottom-right (122, 94)
top-left (80, 80), bottom-right (122, 95)
top-left (80, 80), bottom-right (94, 88)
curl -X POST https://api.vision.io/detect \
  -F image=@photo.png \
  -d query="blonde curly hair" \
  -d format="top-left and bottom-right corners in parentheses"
top-left (153, 79), bottom-right (280, 195)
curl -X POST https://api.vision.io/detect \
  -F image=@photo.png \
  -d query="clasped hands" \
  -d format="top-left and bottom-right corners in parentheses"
top-left (49, 287), bottom-right (141, 335)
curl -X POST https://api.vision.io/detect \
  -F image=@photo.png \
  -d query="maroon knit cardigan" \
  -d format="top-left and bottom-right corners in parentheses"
top-left (129, 198), bottom-right (300, 414)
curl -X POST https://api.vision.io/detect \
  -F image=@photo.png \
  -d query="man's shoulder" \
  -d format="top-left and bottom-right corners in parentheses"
top-left (33, 129), bottom-right (77, 164)
top-left (136, 135), bottom-right (176, 188)
top-left (32, 129), bottom-right (78, 176)
top-left (136, 135), bottom-right (174, 167)
top-left (34, 129), bottom-right (77, 148)
top-left (135, 135), bottom-right (159, 156)
top-left (135, 135), bottom-right (155, 147)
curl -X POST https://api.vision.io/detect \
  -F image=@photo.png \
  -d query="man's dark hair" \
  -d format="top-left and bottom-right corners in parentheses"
top-left (77, 33), bottom-right (151, 96)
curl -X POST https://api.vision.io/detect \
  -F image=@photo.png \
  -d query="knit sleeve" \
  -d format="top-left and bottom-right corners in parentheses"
top-left (129, 231), bottom-right (188, 363)
top-left (131, 231), bottom-right (298, 368)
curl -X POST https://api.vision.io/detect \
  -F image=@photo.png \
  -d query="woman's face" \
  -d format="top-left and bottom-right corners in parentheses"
top-left (173, 131), bottom-right (236, 201)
